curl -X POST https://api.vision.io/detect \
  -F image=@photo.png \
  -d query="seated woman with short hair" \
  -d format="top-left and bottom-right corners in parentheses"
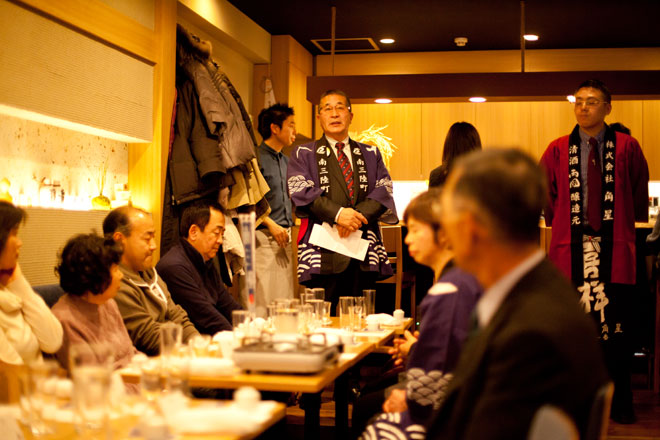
top-left (357, 189), bottom-right (483, 439)
top-left (53, 233), bottom-right (138, 371)
top-left (0, 201), bottom-right (62, 365)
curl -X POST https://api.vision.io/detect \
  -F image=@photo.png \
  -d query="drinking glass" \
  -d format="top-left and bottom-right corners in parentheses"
top-left (164, 345), bottom-right (190, 395)
top-left (265, 302), bottom-right (278, 332)
top-left (312, 288), bottom-right (326, 301)
top-left (353, 297), bottom-right (365, 331)
top-left (139, 357), bottom-right (162, 402)
top-left (363, 289), bottom-right (376, 316)
top-left (232, 310), bottom-right (251, 345)
top-left (189, 334), bottom-right (211, 358)
top-left (302, 292), bottom-right (315, 305)
top-left (159, 322), bottom-right (182, 358)
top-left (70, 344), bottom-right (114, 438)
top-left (338, 297), bottom-right (355, 330)
top-left (19, 360), bottom-right (60, 435)
top-left (299, 303), bottom-right (315, 334)
top-left (273, 305), bottom-right (299, 334)
top-left (323, 301), bottom-right (332, 324)
top-left (307, 299), bottom-right (324, 329)
top-left (302, 288), bottom-right (314, 304)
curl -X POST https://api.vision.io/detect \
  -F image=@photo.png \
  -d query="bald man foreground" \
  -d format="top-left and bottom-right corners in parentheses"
top-left (103, 206), bottom-right (198, 355)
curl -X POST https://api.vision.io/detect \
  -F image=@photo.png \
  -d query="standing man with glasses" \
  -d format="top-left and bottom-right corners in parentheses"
top-left (540, 79), bottom-right (649, 424)
top-left (287, 90), bottom-right (398, 312)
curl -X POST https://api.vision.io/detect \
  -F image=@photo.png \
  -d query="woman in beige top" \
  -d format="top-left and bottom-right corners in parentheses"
top-left (0, 201), bottom-right (62, 364)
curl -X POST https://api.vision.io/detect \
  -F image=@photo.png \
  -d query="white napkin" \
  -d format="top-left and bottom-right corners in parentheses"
top-left (368, 313), bottom-right (399, 326)
top-left (160, 396), bottom-right (279, 435)
top-left (189, 358), bottom-right (236, 376)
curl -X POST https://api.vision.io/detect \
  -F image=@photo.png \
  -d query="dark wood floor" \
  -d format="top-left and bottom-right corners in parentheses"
top-left (607, 390), bottom-right (660, 439)
top-left (285, 388), bottom-right (660, 439)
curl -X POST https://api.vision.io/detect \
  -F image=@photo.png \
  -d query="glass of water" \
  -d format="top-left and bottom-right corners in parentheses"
top-left (307, 299), bottom-right (324, 328)
top-left (353, 297), bottom-right (365, 331)
top-left (363, 289), bottom-right (376, 316)
top-left (159, 322), bottom-right (182, 359)
top-left (338, 297), bottom-right (355, 330)
top-left (324, 301), bottom-right (332, 324)
top-left (273, 305), bottom-right (299, 334)
top-left (70, 344), bottom-right (114, 438)
top-left (139, 357), bottom-right (162, 402)
top-left (232, 310), bottom-right (252, 345)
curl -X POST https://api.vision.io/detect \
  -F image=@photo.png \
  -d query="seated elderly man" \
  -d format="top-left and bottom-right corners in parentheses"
top-left (157, 201), bottom-right (242, 334)
top-left (103, 206), bottom-right (199, 356)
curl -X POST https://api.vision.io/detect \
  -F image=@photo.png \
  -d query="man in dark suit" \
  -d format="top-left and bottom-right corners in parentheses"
top-left (287, 90), bottom-right (398, 311)
top-left (425, 149), bottom-right (609, 439)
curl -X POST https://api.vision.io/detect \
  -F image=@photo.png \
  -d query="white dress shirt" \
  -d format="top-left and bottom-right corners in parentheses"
top-left (476, 249), bottom-right (545, 328)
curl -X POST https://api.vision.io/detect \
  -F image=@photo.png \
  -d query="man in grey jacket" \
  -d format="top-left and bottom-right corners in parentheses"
top-left (103, 206), bottom-right (199, 355)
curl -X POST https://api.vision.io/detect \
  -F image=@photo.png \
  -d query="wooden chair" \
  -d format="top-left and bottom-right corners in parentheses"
top-left (584, 382), bottom-right (614, 440)
top-left (528, 405), bottom-right (579, 440)
top-left (377, 225), bottom-right (404, 311)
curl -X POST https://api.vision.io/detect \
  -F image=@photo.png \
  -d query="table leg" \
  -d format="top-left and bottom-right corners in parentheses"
top-left (334, 372), bottom-right (349, 438)
top-left (301, 392), bottom-right (321, 438)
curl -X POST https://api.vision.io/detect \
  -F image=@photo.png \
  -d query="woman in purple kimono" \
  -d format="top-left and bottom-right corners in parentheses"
top-left (360, 189), bottom-right (482, 439)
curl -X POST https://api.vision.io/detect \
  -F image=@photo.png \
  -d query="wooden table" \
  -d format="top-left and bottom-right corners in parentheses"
top-left (120, 340), bottom-right (374, 438)
top-left (119, 319), bottom-right (412, 437)
top-left (327, 316), bottom-right (413, 346)
top-left (17, 400), bottom-right (286, 440)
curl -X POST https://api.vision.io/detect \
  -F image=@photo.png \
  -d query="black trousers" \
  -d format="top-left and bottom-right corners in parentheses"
top-left (303, 259), bottom-right (378, 315)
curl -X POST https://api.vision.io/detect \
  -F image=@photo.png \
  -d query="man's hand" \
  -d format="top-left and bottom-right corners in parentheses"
top-left (336, 208), bottom-right (367, 234)
top-left (388, 330), bottom-right (419, 366)
top-left (267, 222), bottom-right (289, 248)
top-left (336, 224), bottom-right (353, 238)
top-left (382, 389), bottom-right (408, 413)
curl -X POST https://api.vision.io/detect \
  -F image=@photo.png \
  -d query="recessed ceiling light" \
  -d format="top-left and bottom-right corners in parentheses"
top-left (375, 98), bottom-right (392, 104)
top-left (454, 37), bottom-right (468, 47)
top-left (524, 34), bottom-right (539, 41)
top-left (566, 95), bottom-right (576, 103)
top-left (469, 97), bottom-right (486, 103)
top-left (380, 38), bottom-right (395, 44)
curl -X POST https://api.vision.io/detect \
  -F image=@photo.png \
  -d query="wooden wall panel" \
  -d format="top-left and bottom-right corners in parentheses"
top-left (128, 0), bottom-right (176, 261)
top-left (608, 101), bottom-right (644, 138)
top-left (420, 103), bottom-right (477, 178)
top-left (531, 102), bottom-right (577, 154)
top-left (476, 102), bottom-right (535, 153)
top-left (253, 36), bottom-right (313, 140)
top-left (350, 104), bottom-right (422, 180)
top-left (340, 100), bottom-right (660, 182)
top-left (289, 64), bottom-right (312, 139)
top-left (316, 48), bottom-right (660, 76)
top-left (642, 101), bottom-right (660, 180)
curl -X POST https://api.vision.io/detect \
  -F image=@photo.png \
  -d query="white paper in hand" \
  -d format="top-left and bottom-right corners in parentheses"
top-left (309, 222), bottom-right (369, 261)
